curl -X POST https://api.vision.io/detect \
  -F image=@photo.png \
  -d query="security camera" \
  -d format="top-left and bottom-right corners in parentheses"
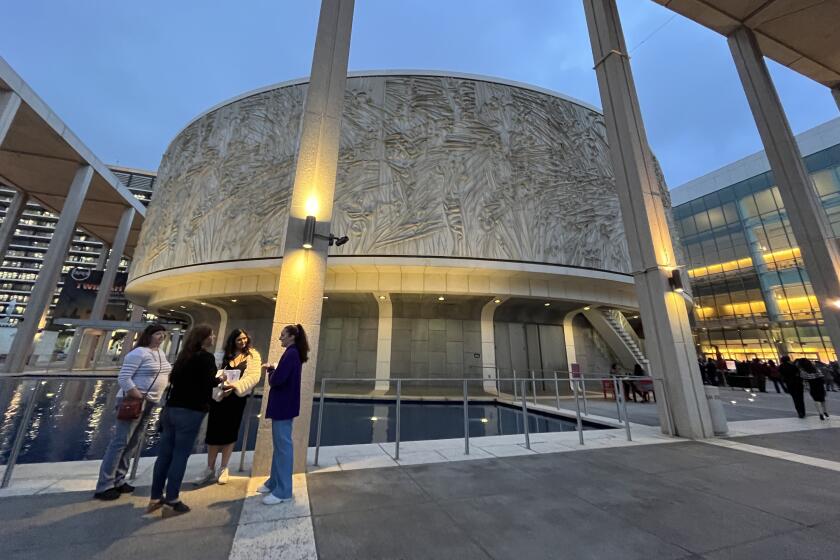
top-left (332, 235), bottom-right (350, 247)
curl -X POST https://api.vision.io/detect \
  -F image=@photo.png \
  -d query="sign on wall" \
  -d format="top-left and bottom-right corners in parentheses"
top-left (52, 268), bottom-right (129, 323)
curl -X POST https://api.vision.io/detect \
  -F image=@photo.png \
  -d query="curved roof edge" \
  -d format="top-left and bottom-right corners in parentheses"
top-left (167, 70), bottom-right (603, 153)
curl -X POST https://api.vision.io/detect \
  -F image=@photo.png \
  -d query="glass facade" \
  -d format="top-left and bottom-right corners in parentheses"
top-left (674, 144), bottom-right (840, 363)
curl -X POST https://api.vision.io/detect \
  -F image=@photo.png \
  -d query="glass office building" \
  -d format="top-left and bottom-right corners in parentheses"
top-left (671, 118), bottom-right (840, 363)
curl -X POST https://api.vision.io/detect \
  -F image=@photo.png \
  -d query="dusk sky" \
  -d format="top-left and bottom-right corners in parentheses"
top-left (1, 0), bottom-right (837, 188)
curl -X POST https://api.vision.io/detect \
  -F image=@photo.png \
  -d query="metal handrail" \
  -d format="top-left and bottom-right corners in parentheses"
top-left (0, 375), bottom-right (255, 489)
top-left (311, 374), bottom-right (648, 466)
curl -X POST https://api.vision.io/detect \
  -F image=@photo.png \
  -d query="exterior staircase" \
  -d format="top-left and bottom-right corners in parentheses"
top-left (600, 309), bottom-right (647, 366)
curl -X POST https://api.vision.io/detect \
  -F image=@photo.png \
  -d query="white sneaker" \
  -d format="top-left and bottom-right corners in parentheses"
top-left (193, 467), bottom-right (216, 485)
top-left (256, 484), bottom-right (271, 494)
top-left (262, 494), bottom-right (289, 505)
top-left (217, 467), bottom-right (230, 485)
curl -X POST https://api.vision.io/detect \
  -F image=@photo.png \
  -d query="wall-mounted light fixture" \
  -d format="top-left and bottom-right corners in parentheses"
top-left (302, 215), bottom-right (350, 249)
top-left (668, 269), bottom-right (685, 293)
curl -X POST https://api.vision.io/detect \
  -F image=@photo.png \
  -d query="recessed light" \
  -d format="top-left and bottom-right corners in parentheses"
top-left (480, 418), bottom-right (489, 423)
top-left (544, 302), bottom-right (551, 307)
top-left (200, 302), bottom-right (207, 306)
top-left (379, 295), bottom-right (386, 300)
top-left (230, 299), bottom-right (237, 303)
top-left (370, 416), bottom-right (379, 422)
top-left (438, 296), bottom-right (445, 301)
top-left (179, 305), bottom-right (187, 309)
top-left (323, 295), bottom-right (329, 300)
top-left (272, 296), bottom-right (277, 300)
top-left (494, 298), bottom-right (501, 304)
top-left (730, 400), bottom-right (737, 404)
top-left (583, 306), bottom-right (590, 310)
top-left (169, 309), bottom-right (175, 312)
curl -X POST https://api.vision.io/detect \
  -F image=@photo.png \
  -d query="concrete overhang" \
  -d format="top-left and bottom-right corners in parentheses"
top-left (0, 56), bottom-right (146, 255)
top-left (653, 0), bottom-right (840, 88)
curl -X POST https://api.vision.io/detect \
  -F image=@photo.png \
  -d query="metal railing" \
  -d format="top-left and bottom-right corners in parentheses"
top-left (312, 372), bottom-right (650, 466)
top-left (0, 374), bottom-right (256, 489)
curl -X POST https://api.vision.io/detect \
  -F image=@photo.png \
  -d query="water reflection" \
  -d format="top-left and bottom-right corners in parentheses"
top-left (0, 378), bottom-right (600, 464)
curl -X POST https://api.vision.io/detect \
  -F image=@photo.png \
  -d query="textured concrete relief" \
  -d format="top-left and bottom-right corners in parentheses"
top-left (131, 75), bottom-right (643, 281)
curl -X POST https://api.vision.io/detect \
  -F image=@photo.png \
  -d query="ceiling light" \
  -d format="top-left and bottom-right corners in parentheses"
top-left (323, 296), bottom-right (329, 300)
top-left (379, 295), bottom-right (386, 300)
top-left (544, 302), bottom-right (551, 307)
top-left (480, 418), bottom-right (489, 423)
top-left (179, 305), bottom-right (187, 309)
top-left (230, 299), bottom-right (237, 303)
top-left (370, 416), bottom-right (379, 422)
top-left (438, 296), bottom-right (445, 301)
top-left (583, 306), bottom-right (590, 310)
top-left (494, 298), bottom-right (501, 304)
top-left (200, 302), bottom-right (207, 306)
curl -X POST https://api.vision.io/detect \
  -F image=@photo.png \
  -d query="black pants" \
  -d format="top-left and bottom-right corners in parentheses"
top-left (787, 380), bottom-right (806, 418)
top-left (770, 378), bottom-right (787, 394)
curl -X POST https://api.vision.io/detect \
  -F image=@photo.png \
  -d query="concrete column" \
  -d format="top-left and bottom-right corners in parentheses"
top-left (3, 165), bottom-right (93, 372)
top-left (480, 297), bottom-right (505, 393)
top-left (730, 26), bottom-right (840, 360)
top-left (169, 330), bottom-right (182, 362)
top-left (583, 0), bottom-right (713, 438)
top-left (252, 0), bottom-right (355, 477)
top-left (0, 91), bottom-right (21, 146)
top-left (0, 190), bottom-right (29, 259)
top-left (91, 208), bottom-right (134, 321)
top-left (374, 293), bottom-right (392, 392)
top-left (832, 86), bottom-right (840, 112)
top-left (120, 304), bottom-right (145, 361)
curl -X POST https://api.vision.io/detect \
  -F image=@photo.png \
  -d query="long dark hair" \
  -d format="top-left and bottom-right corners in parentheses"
top-left (174, 324), bottom-right (214, 370)
top-left (135, 324), bottom-right (166, 349)
top-left (223, 328), bottom-right (252, 363)
top-left (283, 324), bottom-right (310, 363)
top-left (796, 357), bottom-right (817, 374)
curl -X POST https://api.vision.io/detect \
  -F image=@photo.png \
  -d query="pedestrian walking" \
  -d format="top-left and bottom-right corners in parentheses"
top-left (767, 359), bottom-right (786, 394)
top-left (797, 358), bottom-right (829, 421)
top-left (779, 356), bottom-right (805, 418)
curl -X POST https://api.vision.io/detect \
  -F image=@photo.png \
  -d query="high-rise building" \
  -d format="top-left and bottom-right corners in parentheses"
top-left (671, 118), bottom-right (840, 362)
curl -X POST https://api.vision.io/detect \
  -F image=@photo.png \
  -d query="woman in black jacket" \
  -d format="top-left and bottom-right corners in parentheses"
top-left (779, 355), bottom-right (805, 418)
top-left (797, 357), bottom-right (829, 420)
top-left (148, 324), bottom-right (220, 517)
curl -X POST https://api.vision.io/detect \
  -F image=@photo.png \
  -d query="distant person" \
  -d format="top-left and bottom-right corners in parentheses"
top-left (797, 357), bottom-right (829, 421)
top-left (767, 359), bottom-right (785, 394)
top-left (94, 324), bottom-right (170, 501)
top-left (705, 357), bottom-right (719, 386)
top-left (194, 329), bottom-right (263, 486)
top-left (779, 356), bottom-right (805, 418)
top-left (817, 360), bottom-right (836, 392)
top-left (257, 324), bottom-right (309, 505)
top-left (609, 363), bottom-right (620, 377)
top-left (148, 325), bottom-right (221, 517)
top-left (750, 358), bottom-right (767, 393)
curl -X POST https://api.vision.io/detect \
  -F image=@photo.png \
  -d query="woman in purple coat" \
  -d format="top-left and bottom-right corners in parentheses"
top-left (257, 324), bottom-right (309, 505)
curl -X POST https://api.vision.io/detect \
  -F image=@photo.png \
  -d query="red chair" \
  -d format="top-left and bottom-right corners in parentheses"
top-left (602, 379), bottom-right (616, 399)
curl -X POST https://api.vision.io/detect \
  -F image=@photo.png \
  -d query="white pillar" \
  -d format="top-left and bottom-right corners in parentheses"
top-left (583, 0), bottom-right (713, 438)
top-left (252, 0), bottom-right (355, 477)
top-left (120, 304), bottom-right (145, 361)
top-left (480, 297), bottom-right (505, 393)
top-left (0, 91), bottom-right (21, 146)
top-left (730, 26), bottom-right (840, 360)
top-left (0, 190), bottom-right (29, 259)
top-left (3, 165), bottom-right (93, 372)
top-left (563, 310), bottom-right (581, 369)
top-left (374, 293), bottom-right (392, 392)
top-left (91, 209), bottom-right (134, 321)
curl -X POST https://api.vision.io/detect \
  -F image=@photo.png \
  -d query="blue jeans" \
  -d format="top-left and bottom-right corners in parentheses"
top-left (265, 419), bottom-right (293, 499)
top-left (96, 398), bottom-right (155, 493)
top-left (151, 406), bottom-right (205, 502)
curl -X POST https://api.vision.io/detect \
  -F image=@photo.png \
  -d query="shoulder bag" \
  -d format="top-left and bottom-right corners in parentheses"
top-left (117, 349), bottom-right (164, 421)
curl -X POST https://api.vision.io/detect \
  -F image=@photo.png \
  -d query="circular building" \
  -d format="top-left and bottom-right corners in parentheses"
top-left (127, 71), bottom-right (665, 389)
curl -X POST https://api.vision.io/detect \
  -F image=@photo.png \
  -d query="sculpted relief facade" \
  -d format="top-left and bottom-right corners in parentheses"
top-left (130, 73), bottom-right (668, 282)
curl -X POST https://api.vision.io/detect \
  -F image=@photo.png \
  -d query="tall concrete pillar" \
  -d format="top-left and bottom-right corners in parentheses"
top-left (583, 0), bottom-right (713, 438)
top-left (0, 190), bottom-right (29, 259)
top-left (252, 0), bottom-right (355, 476)
top-left (91, 208), bottom-right (134, 321)
top-left (0, 91), bottom-right (21, 146)
top-left (480, 297), bottom-right (505, 393)
top-left (3, 165), bottom-right (93, 372)
top-left (120, 304), bottom-right (145, 361)
top-left (374, 293), bottom-right (392, 392)
top-left (729, 26), bottom-right (840, 360)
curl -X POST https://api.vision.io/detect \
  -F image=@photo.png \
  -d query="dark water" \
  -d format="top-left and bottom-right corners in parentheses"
top-left (0, 378), bottom-right (601, 465)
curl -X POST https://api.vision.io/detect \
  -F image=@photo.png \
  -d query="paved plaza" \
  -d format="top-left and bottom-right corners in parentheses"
top-left (3, 414), bottom-right (840, 559)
